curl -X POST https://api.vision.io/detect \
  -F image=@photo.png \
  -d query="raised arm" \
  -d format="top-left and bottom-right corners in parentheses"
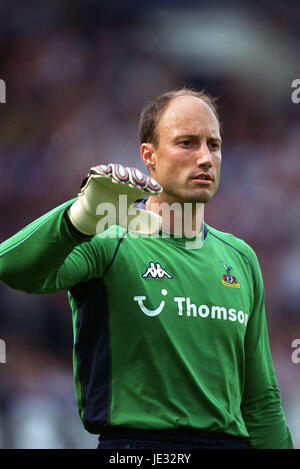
top-left (0, 164), bottom-right (162, 294)
top-left (0, 199), bottom-right (97, 293)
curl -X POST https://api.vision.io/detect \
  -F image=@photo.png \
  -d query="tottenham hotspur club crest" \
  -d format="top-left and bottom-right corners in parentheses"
top-left (142, 262), bottom-right (172, 279)
top-left (222, 263), bottom-right (240, 288)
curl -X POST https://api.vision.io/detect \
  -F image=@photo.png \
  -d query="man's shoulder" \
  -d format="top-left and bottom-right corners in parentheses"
top-left (91, 225), bottom-right (128, 250)
top-left (206, 224), bottom-right (258, 263)
top-left (97, 224), bottom-right (127, 239)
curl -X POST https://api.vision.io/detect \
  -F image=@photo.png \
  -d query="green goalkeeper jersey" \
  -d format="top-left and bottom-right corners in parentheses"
top-left (0, 199), bottom-right (294, 449)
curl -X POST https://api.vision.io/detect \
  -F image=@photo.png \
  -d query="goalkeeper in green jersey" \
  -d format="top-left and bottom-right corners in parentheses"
top-left (0, 88), bottom-right (294, 449)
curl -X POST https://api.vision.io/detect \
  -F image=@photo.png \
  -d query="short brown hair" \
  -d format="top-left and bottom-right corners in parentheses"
top-left (138, 87), bottom-right (220, 148)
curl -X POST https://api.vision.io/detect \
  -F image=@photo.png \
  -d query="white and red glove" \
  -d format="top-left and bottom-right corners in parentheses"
top-left (68, 163), bottom-right (162, 236)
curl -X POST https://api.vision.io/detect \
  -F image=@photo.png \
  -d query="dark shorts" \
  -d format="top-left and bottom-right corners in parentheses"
top-left (97, 428), bottom-right (248, 450)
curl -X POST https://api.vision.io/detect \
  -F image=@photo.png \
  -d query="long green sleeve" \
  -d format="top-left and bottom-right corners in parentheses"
top-left (0, 199), bottom-right (103, 293)
top-left (241, 250), bottom-right (294, 448)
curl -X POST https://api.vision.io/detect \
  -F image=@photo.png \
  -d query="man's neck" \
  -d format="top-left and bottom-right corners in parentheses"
top-left (146, 196), bottom-right (204, 237)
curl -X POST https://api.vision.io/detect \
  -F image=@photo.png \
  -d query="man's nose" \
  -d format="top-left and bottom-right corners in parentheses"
top-left (196, 143), bottom-right (213, 168)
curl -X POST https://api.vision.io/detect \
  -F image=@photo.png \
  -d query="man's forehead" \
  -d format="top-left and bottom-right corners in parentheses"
top-left (159, 95), bottom-right (220, 137)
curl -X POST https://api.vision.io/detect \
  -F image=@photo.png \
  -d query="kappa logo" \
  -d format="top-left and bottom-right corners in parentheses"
top-left (222, 263), bottom-right (240, 288)
top-left (142, 262), bottom-right (172, 279)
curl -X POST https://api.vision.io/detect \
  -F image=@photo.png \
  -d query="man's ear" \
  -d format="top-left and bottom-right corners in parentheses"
top-left (140, 143), bottom-right (157, 173)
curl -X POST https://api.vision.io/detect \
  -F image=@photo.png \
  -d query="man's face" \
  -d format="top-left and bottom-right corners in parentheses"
top-left (142, 96), bottom-right (222, 204)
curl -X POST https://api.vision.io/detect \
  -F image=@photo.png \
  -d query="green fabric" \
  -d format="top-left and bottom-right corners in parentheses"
top-left (0, 200), bottom-right (294, 449)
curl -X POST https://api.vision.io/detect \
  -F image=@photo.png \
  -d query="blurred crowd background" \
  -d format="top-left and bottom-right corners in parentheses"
top-left (0, 0), bottom-right (299, 449)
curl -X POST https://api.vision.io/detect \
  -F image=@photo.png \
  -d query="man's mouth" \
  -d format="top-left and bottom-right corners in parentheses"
top-left (190, 173), bottom-right (214, 184)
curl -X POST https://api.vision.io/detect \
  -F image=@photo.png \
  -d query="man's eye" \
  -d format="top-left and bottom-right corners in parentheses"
top-left (180, 140), bottom-right (191, 146)
top-left (209, 142), bottom-right (220, 150)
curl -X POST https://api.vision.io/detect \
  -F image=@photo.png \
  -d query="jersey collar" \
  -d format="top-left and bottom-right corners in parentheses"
top-left (136, 197), bottom-right (208, 240)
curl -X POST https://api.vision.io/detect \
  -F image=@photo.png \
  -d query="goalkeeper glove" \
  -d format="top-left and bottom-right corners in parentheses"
top-left (68, 163), bottom-right (162, 235)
